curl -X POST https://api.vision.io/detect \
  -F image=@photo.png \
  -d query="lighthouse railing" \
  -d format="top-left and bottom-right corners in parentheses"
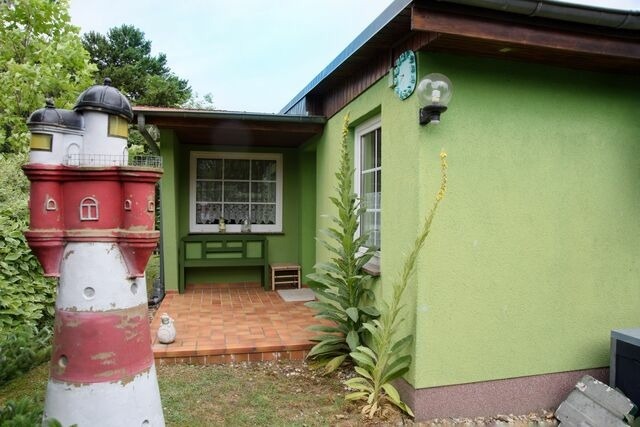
top-left (64, 154), bottom-right (162, 169)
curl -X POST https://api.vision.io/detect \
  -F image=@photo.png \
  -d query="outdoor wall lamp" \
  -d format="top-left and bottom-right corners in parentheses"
top-left (417, 73), bottom-right (453, 125)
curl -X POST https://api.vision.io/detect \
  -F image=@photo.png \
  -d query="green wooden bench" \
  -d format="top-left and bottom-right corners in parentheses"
top-left (179, 234), bottom-right (269, 293)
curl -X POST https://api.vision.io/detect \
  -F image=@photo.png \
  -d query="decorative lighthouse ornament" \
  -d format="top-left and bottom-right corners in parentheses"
top-left (23, 78), bottom-right (165, 426)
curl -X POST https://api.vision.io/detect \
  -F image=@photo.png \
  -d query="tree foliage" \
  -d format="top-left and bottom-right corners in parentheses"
top-left (0, 0), bottom-right (97, 153)
top-left (305, 114), bottom-right (379, 373)
top-left (82, 24), bottom-right (191, 107)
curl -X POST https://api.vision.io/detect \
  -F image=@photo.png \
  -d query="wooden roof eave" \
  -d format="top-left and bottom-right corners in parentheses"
top-left (411, 6), bottom-right (640, 64)
top-left (134, 108), bottom-right (326, 148)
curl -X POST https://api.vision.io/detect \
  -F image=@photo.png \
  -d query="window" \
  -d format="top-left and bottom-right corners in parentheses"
top-left (190, 152), bottom-right (283, 233)
top-left (108, 115), bottom-right (129, 139)
top-left (80, 197), bottom-right (99, 221)
top-left (355, 116), bottom-right (381, 251)
top-left (30, 133), bottom-right (52, 151)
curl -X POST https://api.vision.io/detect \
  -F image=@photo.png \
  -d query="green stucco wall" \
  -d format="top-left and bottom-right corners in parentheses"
top-left (159, 130), bottom-right (180, 292)
top-left (159, 140), bottom-right (317, 289)
top-left (314, 52), bottom-right (640, 390)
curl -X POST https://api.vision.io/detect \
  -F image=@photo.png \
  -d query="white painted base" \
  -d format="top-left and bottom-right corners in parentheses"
top-left (43, 365), bottom-right (165, 427)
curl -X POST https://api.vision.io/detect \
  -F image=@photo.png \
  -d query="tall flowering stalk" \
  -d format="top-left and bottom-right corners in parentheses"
top-left (305, 114), bottom-right (379, 373)
top-left (345, 151), bottom-right (448, 418)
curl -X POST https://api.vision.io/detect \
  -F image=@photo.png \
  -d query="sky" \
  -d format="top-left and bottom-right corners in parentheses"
top-left (69, 0), bottom-right (639, 114)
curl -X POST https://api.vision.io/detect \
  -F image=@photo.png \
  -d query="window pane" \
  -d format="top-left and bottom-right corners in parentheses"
top-left (251, 182), bottom-right (276, 203)
top-left (375, 169), bottom-right (381, 208)
top-left (224, 182), bottom-right (249, 202)
top-left (108, 115), bottom-right (128, 139)
top-left (251, 160), bottom-right (276, 181)
top-left (196, 203), bottom-right (221, 224)
top-left (196, 181), bottom-right (221, 202)
top-left (375, 129), bottom-right (381, 168)
top-left (361, 131), bottom-right (376, 170)
top-left (361, 211), bottom-right (380, 249)
top-left (251, 204), bottom-right (276, 225)
top-left (224, 159), bottom-right (250, 180)
top-left (197, 159), bottom-right (222, 179)
top-left (30, 133), bottom-right (52, 151)
top-left (223, 203), bottom-right (249, 224)
top-left (374, 212), bottom-right (381, 249)
top-left (361, 172), bottom-right (379, 210)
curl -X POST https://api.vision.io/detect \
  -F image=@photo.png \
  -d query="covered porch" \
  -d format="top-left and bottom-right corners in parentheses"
top-left (150, 283), bottom-right (322, 364)
top-left (133, 107), bottom-right (327, 363)
top-left (133, 106), bottom-right (325, 293)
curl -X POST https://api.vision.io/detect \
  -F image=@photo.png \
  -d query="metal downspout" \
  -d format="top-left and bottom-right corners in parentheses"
top-left (137, 113), bottom-right (164, 303)
top-left (137, 113), bottom-right (160, 155)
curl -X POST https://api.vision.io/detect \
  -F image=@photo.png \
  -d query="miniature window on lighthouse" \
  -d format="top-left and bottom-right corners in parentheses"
top-left (80, 197), bottom-right (99, 221)
top-left (108, 115), bottom-right (129, 139)
top-left (30, 133), bottom-right (53, 152)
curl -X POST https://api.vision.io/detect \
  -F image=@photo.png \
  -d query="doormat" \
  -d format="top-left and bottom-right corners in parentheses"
top-left (277, 288), bottom-right (315, 302)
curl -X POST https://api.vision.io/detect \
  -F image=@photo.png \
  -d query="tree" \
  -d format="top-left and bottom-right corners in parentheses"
top-left (0, 0), bottom-right (97, 153)
top-left (82, 25), bottom-right (191, 107)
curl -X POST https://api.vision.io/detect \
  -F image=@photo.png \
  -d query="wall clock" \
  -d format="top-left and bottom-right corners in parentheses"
top-left (393, 50), bottom-right (416, 100)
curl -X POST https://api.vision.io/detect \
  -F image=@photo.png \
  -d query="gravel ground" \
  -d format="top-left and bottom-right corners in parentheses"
top-left (416, 411), bottom-right (558, 426)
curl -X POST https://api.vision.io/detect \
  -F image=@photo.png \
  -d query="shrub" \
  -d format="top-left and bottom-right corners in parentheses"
top-left (305, 114), bottom-right (379, 373)
top-left (0, 396), bottom-right (62, 427)
top-left (0, 154), bottom-right (56, 333)
top-left (0, 324), bottom-right (52, 386)
top-left (0, 397), bottom-right (43, 426)
top-left (0, 154), bottom-right (55, 384)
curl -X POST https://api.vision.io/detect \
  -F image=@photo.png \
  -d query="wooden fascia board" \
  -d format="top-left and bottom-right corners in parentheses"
top-left (144, 116), bottom-right (324, 134)
top-left (411, 6), bottom-right (640, 60)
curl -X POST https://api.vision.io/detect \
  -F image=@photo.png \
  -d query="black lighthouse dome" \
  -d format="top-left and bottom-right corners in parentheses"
top-left (73, 78), bottom-right (133, 121)
top-left (27, 99), bottom-right (84, 131)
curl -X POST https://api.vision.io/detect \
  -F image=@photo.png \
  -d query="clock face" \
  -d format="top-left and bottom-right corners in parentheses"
top-left (393, 50), bottom-right (416, 100)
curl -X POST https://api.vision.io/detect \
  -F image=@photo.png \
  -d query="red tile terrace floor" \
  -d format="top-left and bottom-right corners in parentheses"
top-left (150, 283), bottom-right (324, 365)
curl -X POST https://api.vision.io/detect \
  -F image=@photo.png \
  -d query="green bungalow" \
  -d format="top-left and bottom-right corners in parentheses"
top-left (134, 0), bottom-right (640, 419)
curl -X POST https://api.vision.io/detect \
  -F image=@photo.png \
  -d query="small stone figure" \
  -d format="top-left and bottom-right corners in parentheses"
top-left (241, 218), bottom-right (251, 233)
top-left (219, 217), bottom-right (226, 232)
top-left (157, 313), bottom-right (176, 344)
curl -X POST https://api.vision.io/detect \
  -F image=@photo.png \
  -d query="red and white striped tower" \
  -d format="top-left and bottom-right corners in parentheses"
top-left (23, 79), bottom-right (165, 426)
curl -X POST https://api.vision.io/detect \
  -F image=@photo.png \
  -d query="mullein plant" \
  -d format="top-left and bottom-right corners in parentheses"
top-left (345, 151), bottom-right (448, 418)
top-left (305, 114), bottom-right (379, 373)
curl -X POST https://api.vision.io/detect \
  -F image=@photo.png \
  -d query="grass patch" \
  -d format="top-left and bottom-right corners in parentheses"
top-left (0, 361), bottom-right (392, 426)
top-left (158, 362), bottom-right (360, 426)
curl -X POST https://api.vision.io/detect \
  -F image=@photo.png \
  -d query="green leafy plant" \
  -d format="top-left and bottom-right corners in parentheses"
top-left (0, 154), bottom-right (56, 333)
top-left (305, 114), bottom-right (379, 373)
top-left (345, 151), bottom-right (448, 418)
top-left (0, 396), bottom-right (63, 426)
top-left (0, 324), bottom-right (52, 386)
top-left (0, 397), bottom-right (43, 426)
top-left (0, 154), bottom-right (55, 386)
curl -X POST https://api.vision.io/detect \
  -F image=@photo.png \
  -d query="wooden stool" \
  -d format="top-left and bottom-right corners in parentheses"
top-left (270, 263), bottom-right (301, 291)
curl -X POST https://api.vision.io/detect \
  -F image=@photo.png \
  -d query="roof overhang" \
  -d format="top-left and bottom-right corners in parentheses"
top-left (281, 0), bottom-right (639, 115)
top-left (411, 3), bottom-right (640, 71)
top-left (134, 106), bottom-right (325, 148)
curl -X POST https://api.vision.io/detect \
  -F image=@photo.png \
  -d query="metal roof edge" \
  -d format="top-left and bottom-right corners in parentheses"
top-left (279, 0), bottom-right (413, 114)
top-left (437, 0), bottom-right (640, 28)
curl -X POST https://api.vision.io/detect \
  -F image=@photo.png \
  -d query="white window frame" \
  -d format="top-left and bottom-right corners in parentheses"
top-left (354, 115), bottom-right (381, 259)
top-left (189, 151), bottom-right (283, 233)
